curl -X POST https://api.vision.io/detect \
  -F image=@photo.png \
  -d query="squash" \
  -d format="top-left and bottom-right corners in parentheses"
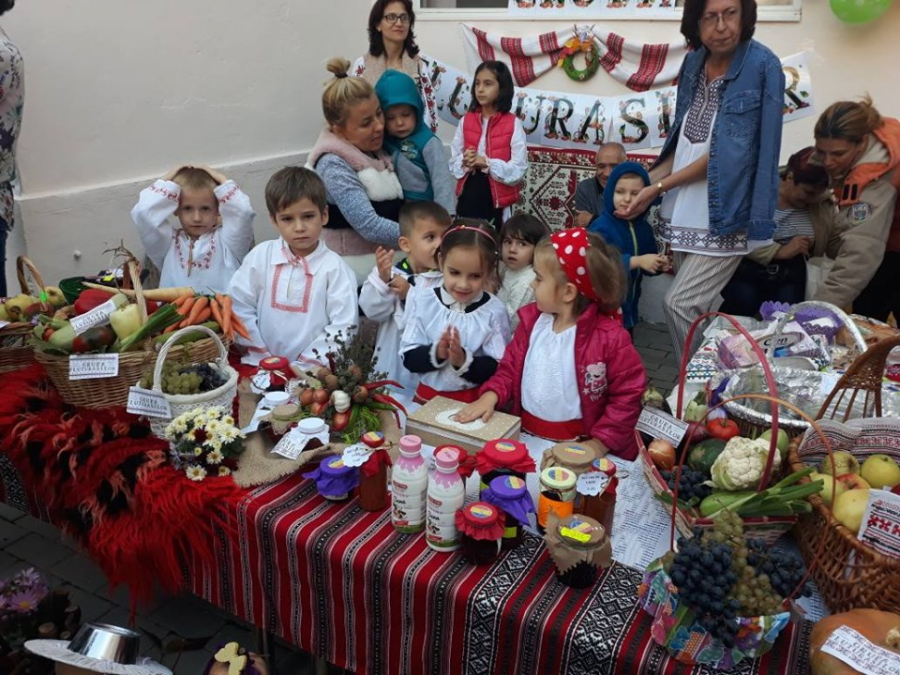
top-left (810, 609), bottom-right (900, 675)
top-left (687, 438), bottom-right (727, 475)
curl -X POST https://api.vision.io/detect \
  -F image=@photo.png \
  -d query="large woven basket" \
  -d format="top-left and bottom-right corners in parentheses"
top-left (0, 257), bottom-right (52, 373)
top-left (788, 334), bottom-right (900, 614)
top-left (146, 325), bottom-right (238, 439)
top-left (643, 312), bottom-right (793, 544)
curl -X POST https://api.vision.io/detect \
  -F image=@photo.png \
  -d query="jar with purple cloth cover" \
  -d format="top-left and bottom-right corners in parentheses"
top-left (303, 455), bottom-right (360, 501)
top-left (482, 475), bottom-right (535, 550)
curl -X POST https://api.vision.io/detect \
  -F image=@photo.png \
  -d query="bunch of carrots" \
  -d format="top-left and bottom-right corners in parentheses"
top-left (165, 293), bottom-right (250, 342)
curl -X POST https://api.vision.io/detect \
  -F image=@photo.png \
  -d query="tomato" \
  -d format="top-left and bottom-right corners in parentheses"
top-left (71, 326), bottom-right (116, 353)
top-left (706, 418), bottom-right (740, 441)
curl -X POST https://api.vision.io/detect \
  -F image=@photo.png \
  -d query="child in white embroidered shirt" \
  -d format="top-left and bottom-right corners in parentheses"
top-left (400, 219), bottom-right (511, 404)
top-left (131, 164), bottom-right (255, 294)
top-left (359, 201), bottom-right (451, 395)
top-left (497, 214), bottom-right (550, 330)
top-left (229, 167), bottom-right (358, 366)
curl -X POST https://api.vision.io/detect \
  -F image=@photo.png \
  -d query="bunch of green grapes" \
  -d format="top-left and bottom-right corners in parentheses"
top-left (140, 362), bottom-right (177, 389)
top-left (162, 371), bottom-right (203, 395)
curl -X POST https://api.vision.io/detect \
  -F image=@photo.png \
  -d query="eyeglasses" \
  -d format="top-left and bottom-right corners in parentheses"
top-left (699, 7), bottom-right (740, 28)
top-left (383, 13), bottom-right (410, 25)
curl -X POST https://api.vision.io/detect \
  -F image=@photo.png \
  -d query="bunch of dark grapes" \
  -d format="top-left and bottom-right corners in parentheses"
top-left (746, 539), bottom-right (812, 601)
top-left (180, 363), bottom-right (226, 391)
top-left (666, 515), bottom-right (741, 647)
top-left (660, 468), bottom-right (713, 504)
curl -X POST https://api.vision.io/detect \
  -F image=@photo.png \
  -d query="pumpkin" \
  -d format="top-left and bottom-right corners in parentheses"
top-left (809, 609), bottom-right (900, 675)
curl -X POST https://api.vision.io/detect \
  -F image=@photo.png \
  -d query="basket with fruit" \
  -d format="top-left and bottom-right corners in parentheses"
top-left (0, 256), bottom-right (67, 373)
top-left (140, 324), bottom-right (238, 439)
top-left (789, 333), bottom-right (900, 615)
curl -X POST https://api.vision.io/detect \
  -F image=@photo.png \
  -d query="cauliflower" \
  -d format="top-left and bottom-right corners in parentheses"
top-left (709, 436), bottom-right (782, 491)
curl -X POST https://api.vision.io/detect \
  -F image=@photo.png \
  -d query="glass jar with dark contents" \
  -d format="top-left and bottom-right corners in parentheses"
top-left (476, 439), bottom-right (535, 494)
top-left (456, 502), bottom-right (504, 565)
top-left (258, 356), bottom-right (292, 392)
top-left (577, 457), bottom-right (617, 535)
top-left (482, 475), bottom-right (535, 550)
top-left (302, 455), bottom-right (360, 501)
top-left (544, 514), bottom-right (612, 589)
top-left (358, 431), bottom-right (390, 512)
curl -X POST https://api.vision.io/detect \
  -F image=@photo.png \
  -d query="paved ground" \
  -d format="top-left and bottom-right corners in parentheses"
top-left (0, 322), bottom-right (679, 675)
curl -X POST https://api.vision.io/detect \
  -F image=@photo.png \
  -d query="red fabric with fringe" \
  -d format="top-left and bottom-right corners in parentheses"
top-left (0, 365), bottom-right (249, 613)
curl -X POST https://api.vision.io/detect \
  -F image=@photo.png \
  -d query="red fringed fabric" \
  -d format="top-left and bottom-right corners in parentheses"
top-left (0, 365), bottom-right (249, 612)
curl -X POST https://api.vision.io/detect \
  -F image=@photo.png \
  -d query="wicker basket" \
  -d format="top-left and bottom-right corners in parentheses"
top-left (146, 325), bottom-right (238, 439)
top-left (0, 257), bottom-right (52, 373)
top-left (35, 262), bottom-right (227, 408)
top-left (788, 334), bottom-right (900, 614)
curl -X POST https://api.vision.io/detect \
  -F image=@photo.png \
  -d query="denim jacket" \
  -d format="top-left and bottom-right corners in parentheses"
top-left (657, 39), bottom-right (785, 241)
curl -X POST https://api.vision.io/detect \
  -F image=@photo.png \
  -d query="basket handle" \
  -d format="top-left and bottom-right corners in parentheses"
top-left (675, 311), bottom-right (780, 490)
top-left (817, 333), bottom-right (900, 422)
top-left (151, 325), bottom-right (228, 394)
top-left (765, 300), bottom-right (867, 359)
top-left (15, 256), bottom-right (51, 312)
top-left (671, 392), bottom-right (836, 606)
top-left (126, 260), bottom-right (149, 327)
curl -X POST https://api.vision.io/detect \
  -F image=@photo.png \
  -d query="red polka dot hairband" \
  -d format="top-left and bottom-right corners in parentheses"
top-left (551, 228), bottom-right (600, 302)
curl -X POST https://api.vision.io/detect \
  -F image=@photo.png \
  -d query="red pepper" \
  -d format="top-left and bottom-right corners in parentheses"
top-left (706, 418), bottom-right (740, 441)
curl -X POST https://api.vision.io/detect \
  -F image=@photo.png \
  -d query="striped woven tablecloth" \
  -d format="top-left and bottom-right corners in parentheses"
top-left (189, 470), bottom-right (813, 675)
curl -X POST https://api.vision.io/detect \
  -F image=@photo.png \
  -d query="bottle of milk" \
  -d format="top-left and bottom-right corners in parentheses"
top-left (426, 447), bottom-right (466, 551)
top-left (391, 435), bottom-right (428, 534)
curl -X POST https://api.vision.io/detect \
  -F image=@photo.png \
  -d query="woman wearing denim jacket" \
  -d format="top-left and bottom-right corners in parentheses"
top-left (618, 0), bottom-right (784, 359)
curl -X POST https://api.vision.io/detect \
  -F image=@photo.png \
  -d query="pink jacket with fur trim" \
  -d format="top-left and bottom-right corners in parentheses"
top-left (480, 302), bottom-right (646, 460)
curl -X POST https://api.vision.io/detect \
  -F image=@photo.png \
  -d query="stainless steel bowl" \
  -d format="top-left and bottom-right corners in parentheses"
top-left (67, 622), bottom-right (142, 664)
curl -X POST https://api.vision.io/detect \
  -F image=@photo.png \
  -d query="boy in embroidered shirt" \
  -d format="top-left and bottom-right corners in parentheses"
top-left (229, 167), bottom-right (358, 366)
top-left (359, 201), bottom-right (451, 394)
top-left (131, 164), bottom-right (255, 295)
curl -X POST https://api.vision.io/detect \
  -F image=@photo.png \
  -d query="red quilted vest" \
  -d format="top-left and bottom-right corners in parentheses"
top-left (456, 111), bottom-right (521, 209)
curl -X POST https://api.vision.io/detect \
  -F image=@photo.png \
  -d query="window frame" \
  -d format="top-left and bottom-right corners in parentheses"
top-left (413, 0), bottom-right (801, 22)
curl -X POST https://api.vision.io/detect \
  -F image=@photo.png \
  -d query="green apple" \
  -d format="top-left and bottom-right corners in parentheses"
top-left (860, 454), bottom-right (900, 490)
top-left (819, 451), bottom-right (860, 477)
top-left (761, 428), bottom-right (790, 460)
top-left (809, 471), bottom-right (845, 507)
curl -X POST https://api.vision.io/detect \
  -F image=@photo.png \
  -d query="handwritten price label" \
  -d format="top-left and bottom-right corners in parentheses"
top-left (68, 354), bottom-right (119, 380)
top-left (635, 407), bottom-right (688, 446)
top-left (576, 471), bottom-right (609, 497)
top-left (560, 527), bottom-right (591, 544)
top-left (126, 386), bottom-right (172, 419)
top-left (821, 625), bottom-right (900, 675)
top-left (342, 444), bottom-right (371, 468)
top-left (70, 298), bottom-right (118, 336)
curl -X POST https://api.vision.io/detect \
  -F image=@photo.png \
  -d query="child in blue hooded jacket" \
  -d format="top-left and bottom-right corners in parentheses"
top-left (588, 161), bottom-right (668, 332)
top-left (375, 71), bottom-right (455, 215)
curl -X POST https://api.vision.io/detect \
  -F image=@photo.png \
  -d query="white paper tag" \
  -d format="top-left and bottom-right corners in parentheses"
top-left (821, 625), bottom-right (900, 675)
top-left (342, 443), bottom-right (372, 468)
top-left (68, 353), bottom-right (119, 380)
top-left (0, 320), bottom-right (9, 329)
top-left (250, 370), bottom-right (270, 395)
top-left (70, 298), bottom-right (118, 336)
top-left (576, 471), bottom-right (609, 497)
top-left (126, 386), bottom-right (172, 419)
top-left (271, 429), bottom-right (307, 460)
top-left (635, 407), bottom-right (689, 446)
top-left (857, 489), bottom-right (900, 561)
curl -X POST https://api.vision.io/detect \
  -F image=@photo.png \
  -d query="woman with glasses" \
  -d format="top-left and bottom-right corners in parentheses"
top-left (353, 0), bottom-right (438, 133)
top-left (617, 0), bottom-right (784, 358)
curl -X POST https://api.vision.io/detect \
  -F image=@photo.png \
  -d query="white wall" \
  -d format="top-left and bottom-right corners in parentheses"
top-left (4, 0), bottom-right (900, 284)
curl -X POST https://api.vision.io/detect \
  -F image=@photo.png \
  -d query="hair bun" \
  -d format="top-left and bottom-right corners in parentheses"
top-left (326, 57), bottom-right (352, 80)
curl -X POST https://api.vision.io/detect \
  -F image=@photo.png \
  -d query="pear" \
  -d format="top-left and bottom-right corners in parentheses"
top-left (43, 286), bottom-right (67, 309)
top-left (819, 450), bottom-right (860, 477)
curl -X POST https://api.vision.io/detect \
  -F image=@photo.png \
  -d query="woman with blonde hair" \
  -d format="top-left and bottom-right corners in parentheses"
top-left (309, 57), bottom-right (403, 283)
top-left (811, 96), bottom-right (900, 320)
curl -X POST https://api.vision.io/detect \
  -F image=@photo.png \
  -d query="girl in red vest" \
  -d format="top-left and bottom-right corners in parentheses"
top-left (450, 61), bottom-right (528, 229)
top-left (456, 228), bottom-right (646, 461)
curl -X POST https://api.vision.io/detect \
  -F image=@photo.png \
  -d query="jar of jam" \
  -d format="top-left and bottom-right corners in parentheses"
top-left (577, 458), bottom-right (617, 535)
top-left (302, 455), bottom-right (360, 501)
top-left (544, 514), bottom-right (612, 589)
top-left (258, 356), bottom-right (292, 392)
top-left (476, 439), bottom-right (535, 494)
top-left (537, 467), bottom-right (576, 533)
top-left (540, 442), bottom-right (597, 475)
top-left (456, 502), bottom-right (504, 565)
top-left (358, 431), bottom-right (391, 512)
top-left (482, 475), bottom-right (535, 550)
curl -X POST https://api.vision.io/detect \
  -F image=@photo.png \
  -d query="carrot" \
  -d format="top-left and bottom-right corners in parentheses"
top-left (193, 307), bottom-right (211, 325)
top-left (177, 295), bottom-right (196, 317)
top-left (173, 294), bottom-right (191, 308)
top-left (185, 296), bottom-right (209, 324)
top-left (163, 323), bottom-right (179, 333)
top-left (209, 297), bottom-right (224, 327)
top-left (231, 314), bottom-right (251, 341)
top-left (219, 294), bottom-right (234, 341)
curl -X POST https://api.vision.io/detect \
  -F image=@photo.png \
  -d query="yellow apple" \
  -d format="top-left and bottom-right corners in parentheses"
top-left (860, 454), bottom-right (900, 490)
top-left (3, 294), bottom-right (36, 321)
top-left (832, 489), bottom-right (871, 534)
top-left (43, 286), bottom-right (67, 309)
top-left (819, 451), bottom-right (860, 477)
top-left (809, 471), bottom-right (846, 507)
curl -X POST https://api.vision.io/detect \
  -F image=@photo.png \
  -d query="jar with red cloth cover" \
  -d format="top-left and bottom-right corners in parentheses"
top-left (358, 431), bottom-right (392, 512)
top-left (455, 502), bottom-right (505, 565)
top-left (258, 356), bottom-right (291, 392)
top-left (481, 475), bottom-right (535, 550)
top-left (476, 439), bottom-right (535, 493)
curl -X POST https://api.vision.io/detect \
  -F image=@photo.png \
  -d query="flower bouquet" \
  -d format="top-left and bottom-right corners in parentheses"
top-left (165, 407), bottom-right (245, 481)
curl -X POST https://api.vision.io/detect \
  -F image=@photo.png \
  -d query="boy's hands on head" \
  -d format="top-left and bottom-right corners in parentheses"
top-left (163, 164), bottom-right (192, 182)
top-left (448, 327), bottom-right (467, 368)
top-left (375, 246), bottom-right (395, 283)
top-left (436, 325), bottom-right (452, 362)
top-left (454, 391), bottom-right (499, 424)
top-left (388, 274), bottom-right (410, 301)
top-left (197, 164), bottom-right (228, 186)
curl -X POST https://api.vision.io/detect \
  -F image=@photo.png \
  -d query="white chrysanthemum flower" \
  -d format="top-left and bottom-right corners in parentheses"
top-left (222, 415), bottom-right (235, 426)
top-left (219, 426), bottom-right (239, 443)
top-left (186, 465), bottom-right (207, 481)
top-left (205, 419), bottom-right (222, 436)
top-left (218, 466), bottom-right (232, 477)
top-left (205, 438), bottom-right (223, 453)
top-left (193, 446), bottom-right (204, 457)
top-left (206, 449), bottom-right (224, 465)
